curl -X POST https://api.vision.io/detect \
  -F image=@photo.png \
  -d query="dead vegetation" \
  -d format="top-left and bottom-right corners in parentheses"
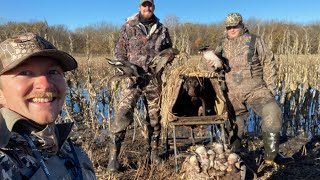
top-left (57, 53), bottom-right (320, 180)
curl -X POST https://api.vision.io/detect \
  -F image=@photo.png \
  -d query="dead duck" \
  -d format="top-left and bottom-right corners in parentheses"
top-left (106, 58), bottom-right (145, 77)
top-left (198, 45), bottom-right (223, 71)
top-left (149, 48), bottom-right (179, 74)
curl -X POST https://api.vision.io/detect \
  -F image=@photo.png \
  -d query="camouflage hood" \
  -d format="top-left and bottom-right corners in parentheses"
top-left (0, 108), bottom-right (73, 151)
top-left (126, 13), bottom-right (140, 26)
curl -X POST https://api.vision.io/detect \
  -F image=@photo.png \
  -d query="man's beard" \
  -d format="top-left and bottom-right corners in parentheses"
top-left (141, 11), bottom-right (153, 19)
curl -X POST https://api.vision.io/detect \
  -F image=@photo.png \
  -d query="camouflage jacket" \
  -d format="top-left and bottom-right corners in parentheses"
top-left (0, 108), bottom-right (96, 180)
top-left (215, 31), bottom-right (276, 95)
top-left (115, 13), bottom-right (172, 72)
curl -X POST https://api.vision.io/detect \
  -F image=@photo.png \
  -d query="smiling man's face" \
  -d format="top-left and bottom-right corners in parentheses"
top-left (139, 1), bottom-right (154, 19)
top-left (0, 56), bottom-right (66, 125)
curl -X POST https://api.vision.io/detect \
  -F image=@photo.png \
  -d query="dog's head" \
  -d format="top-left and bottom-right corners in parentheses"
top-left (182, 76), bottom-right (204, 97)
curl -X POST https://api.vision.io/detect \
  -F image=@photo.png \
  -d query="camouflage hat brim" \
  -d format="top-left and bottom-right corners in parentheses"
top-left (226, 22), bottom-right (241, 27)
top-left (0, 33), bottom-right (78, 75)
top-left (0, 49), bottom-right (77, 74)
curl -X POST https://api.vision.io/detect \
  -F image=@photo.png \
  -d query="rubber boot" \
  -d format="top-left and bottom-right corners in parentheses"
top-left (107, 135), bottom-right (122, 172)
top-left (229, 114), bottom-right (247, 153)
top-left (263, 132), bottom-right (294, 165)
top-left (263, 132), bottom-right (279, 164)
top-left (230, 136), bottom-right (242, 153)
top-left (150, 135), bottom-right (161, 164)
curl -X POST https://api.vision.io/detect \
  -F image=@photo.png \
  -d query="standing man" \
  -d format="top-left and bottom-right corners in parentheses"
top-left (107, 0), bottom-right (172, 172)
top-left (0, 33), bottom-right (96, 179)
top-left (205, 13), bottom-right (291, 166)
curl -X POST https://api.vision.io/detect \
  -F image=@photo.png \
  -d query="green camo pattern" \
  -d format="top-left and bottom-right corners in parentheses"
top-left (225, 13), bottom-right (243, 27)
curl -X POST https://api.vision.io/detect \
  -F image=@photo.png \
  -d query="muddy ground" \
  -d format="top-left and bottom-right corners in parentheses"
top-left (72, 125), bottom-right (320, 180)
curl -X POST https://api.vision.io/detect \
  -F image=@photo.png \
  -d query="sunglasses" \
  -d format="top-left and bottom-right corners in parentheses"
top-left (226, 25), bottom-right (241, 30)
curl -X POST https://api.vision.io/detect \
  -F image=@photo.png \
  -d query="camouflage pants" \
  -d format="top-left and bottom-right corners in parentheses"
top-left (228, 86), bottom-right (282, 138)
top-left (110, 76), bottom-right (162, 143)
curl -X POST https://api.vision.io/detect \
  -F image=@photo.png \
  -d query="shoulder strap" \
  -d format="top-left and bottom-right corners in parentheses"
top-left (22, 133), bottom-right (52, 180)
top-left (68, 139), bottom-right (84, 180)
top-left (217, 39), bottom-right (225, 57)
top-left (247, 34), bottom-right (257, 65)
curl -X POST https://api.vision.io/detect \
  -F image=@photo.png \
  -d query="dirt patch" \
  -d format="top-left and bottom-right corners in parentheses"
top-left (71, 125), bottom-right (320, 180)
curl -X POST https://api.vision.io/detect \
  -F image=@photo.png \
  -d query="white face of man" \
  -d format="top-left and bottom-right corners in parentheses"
top-left (0, 56), bottom-right (66, 125)
top-left (226, 25), bottom-right (242, 39)
top-left (139, 2), bottom-right (154, 19)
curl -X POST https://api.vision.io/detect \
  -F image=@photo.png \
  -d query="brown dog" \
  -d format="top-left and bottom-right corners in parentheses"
top-left (173, 76), bottom-right (216, 117)
top-left (182, 76), bottom-right (207, 116)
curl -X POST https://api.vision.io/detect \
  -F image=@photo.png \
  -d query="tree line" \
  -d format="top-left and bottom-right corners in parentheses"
top-left (1, 15), bottom-right (320, 56)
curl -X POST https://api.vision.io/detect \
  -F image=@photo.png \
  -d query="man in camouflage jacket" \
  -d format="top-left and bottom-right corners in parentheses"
top-left (206, 13), bottom-right (292, 166)
top-left (107, 0), bottom-right (172, 172)
top-left (0, 33), bottom-right (96, 179)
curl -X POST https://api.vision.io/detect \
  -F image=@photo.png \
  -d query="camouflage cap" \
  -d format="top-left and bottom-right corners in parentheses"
top-left (0, 32), bottom-right (77, 75)
top-left (140, 0), bottom-right (153, 5)
top-left (225, 13), bottom-right (243, 27)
